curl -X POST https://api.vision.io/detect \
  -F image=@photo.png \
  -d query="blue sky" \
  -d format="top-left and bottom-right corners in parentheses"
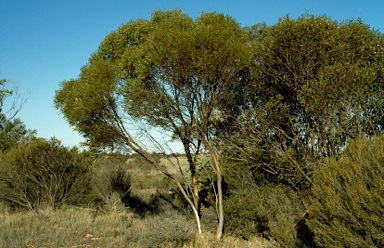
top-left (1, 0), bottom-right (384, 148)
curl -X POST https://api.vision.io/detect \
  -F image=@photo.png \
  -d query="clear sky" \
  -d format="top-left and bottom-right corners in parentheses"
top-left (1, 0), bottom-right (383, 148)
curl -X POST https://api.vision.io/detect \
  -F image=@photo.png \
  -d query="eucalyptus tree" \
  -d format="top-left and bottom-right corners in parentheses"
top-left (0, 78), bottom-right (36, 152)
top-left (55, 10), bottom-right (251, 238)
top-left (230, 15), bottom-right (384, 191)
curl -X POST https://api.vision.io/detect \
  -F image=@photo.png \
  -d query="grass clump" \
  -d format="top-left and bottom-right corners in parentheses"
top-left (126, 210), bottom-right (195, 248)
top-left (0, 206), bottom-right (278, 248)
top-left (187, 232), bottom-right (279, 248)
top-left (92, 156), bottom-right (132, 205)
top-left (0, 206), bottom-right (133, 248)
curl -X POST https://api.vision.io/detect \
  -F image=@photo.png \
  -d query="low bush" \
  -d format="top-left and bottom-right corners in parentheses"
top-left (224, 184), bottom-right (305, 247)
top-left (0, 138), bottom-right (91, 210)
top-left (92, 156), bottom-right (131, 204)
top-left (125, 210), bottom-right (195, 248)
top-left (306, 136), bottom-right (384, 247)
top-left (92, 155), bottom-right (161, 215)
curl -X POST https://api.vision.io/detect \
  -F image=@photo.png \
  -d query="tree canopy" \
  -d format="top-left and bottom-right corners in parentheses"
top-left (224, 15), bottom-right (384, 191)
top-left (55, 10), bottom-right (252, 238)
top-left (0, 78), bottom-right (36, 153)
top-left (55, 10), bottom-right (251, 152)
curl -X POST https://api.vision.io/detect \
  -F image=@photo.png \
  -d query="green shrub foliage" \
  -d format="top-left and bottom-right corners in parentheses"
top-left (226, 15), bottom-right (384, 194)
top-left (307, 136), bottom-right (384, 247)
top-left (0, 138), bottom-right (91, 210)
top-left (224, 185), bottom-right (305, 247)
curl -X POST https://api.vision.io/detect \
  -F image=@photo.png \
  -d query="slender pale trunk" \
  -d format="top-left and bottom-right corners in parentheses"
top-left (171, 175), bottom-right (202, 234)
top-left (205, 140), bottom-right (224, 239)
top-left (215, 167), bottom-right (224, 240)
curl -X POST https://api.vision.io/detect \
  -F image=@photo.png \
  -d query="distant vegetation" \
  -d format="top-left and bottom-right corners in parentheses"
top-left (1, 10), bottom-right (384, 247)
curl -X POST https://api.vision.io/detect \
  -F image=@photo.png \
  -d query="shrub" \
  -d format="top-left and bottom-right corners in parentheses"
top-left (92, 156), bottom-right (160, 215)
top-left (0, 138), bottom-right (91, 210)
top-left (224, 185), bottom-right (305, 247)
top-left (92, 156), bottom-right (133, 207)
top-left (306, 136), bottom-right (384, 247)
top-left (92, 156), bottom-right (131, 203)
top-left (125, 210), bottom-right (195, 248)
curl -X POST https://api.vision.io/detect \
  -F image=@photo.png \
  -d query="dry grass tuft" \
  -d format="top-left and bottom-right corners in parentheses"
top-left (0, 206), bottom-right (132, 248)
top-left (184, 232), bottom-right (280, 248)
top-left (0, 205), bottom-right (278, 248)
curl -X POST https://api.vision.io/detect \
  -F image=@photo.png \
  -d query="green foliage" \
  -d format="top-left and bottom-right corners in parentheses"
top-left (0, 138), bottom-right (91, 210)
top-left (0, 118), bottom-right (36, 153)
top-left (306, 136), bottom-right (384, 247)
top-left (55, 59), bottom-right (125, 151)
top-left (0, 78), bottom-right (36, 153)
top-left (54, 10), bottom-right (251, 153)
top-left (0, 78), bottom-right (12, 114)
top-left (224, 185), bottom-right (305, 247)
top-left (222, 145), bottom-right (314, 193)
top-left (227, 14), bottom-right (384, 192)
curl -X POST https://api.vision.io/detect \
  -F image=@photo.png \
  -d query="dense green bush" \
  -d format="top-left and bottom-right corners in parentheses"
top-left (306, 136), bottom-right (384, 247)
top-left (224, 185), bottom-right (305, 247)
top-left (0, 138), bottom-right (91, 210)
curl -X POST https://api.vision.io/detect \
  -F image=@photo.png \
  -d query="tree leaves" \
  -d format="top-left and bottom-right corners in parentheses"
top-left (227, 14), bottom-right (384, 191)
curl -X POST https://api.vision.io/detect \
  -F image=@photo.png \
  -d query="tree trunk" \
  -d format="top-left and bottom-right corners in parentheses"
top-left (172, 175), bottom-right (202, 234)
top-left (215, 168), bottom-right (224, 240)
top-left (191, 171), bottom-right (200, 210)
top-left (184, 143), bottom-right (200, 211)
top-left (205, 140), bottom-right (224, 239)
